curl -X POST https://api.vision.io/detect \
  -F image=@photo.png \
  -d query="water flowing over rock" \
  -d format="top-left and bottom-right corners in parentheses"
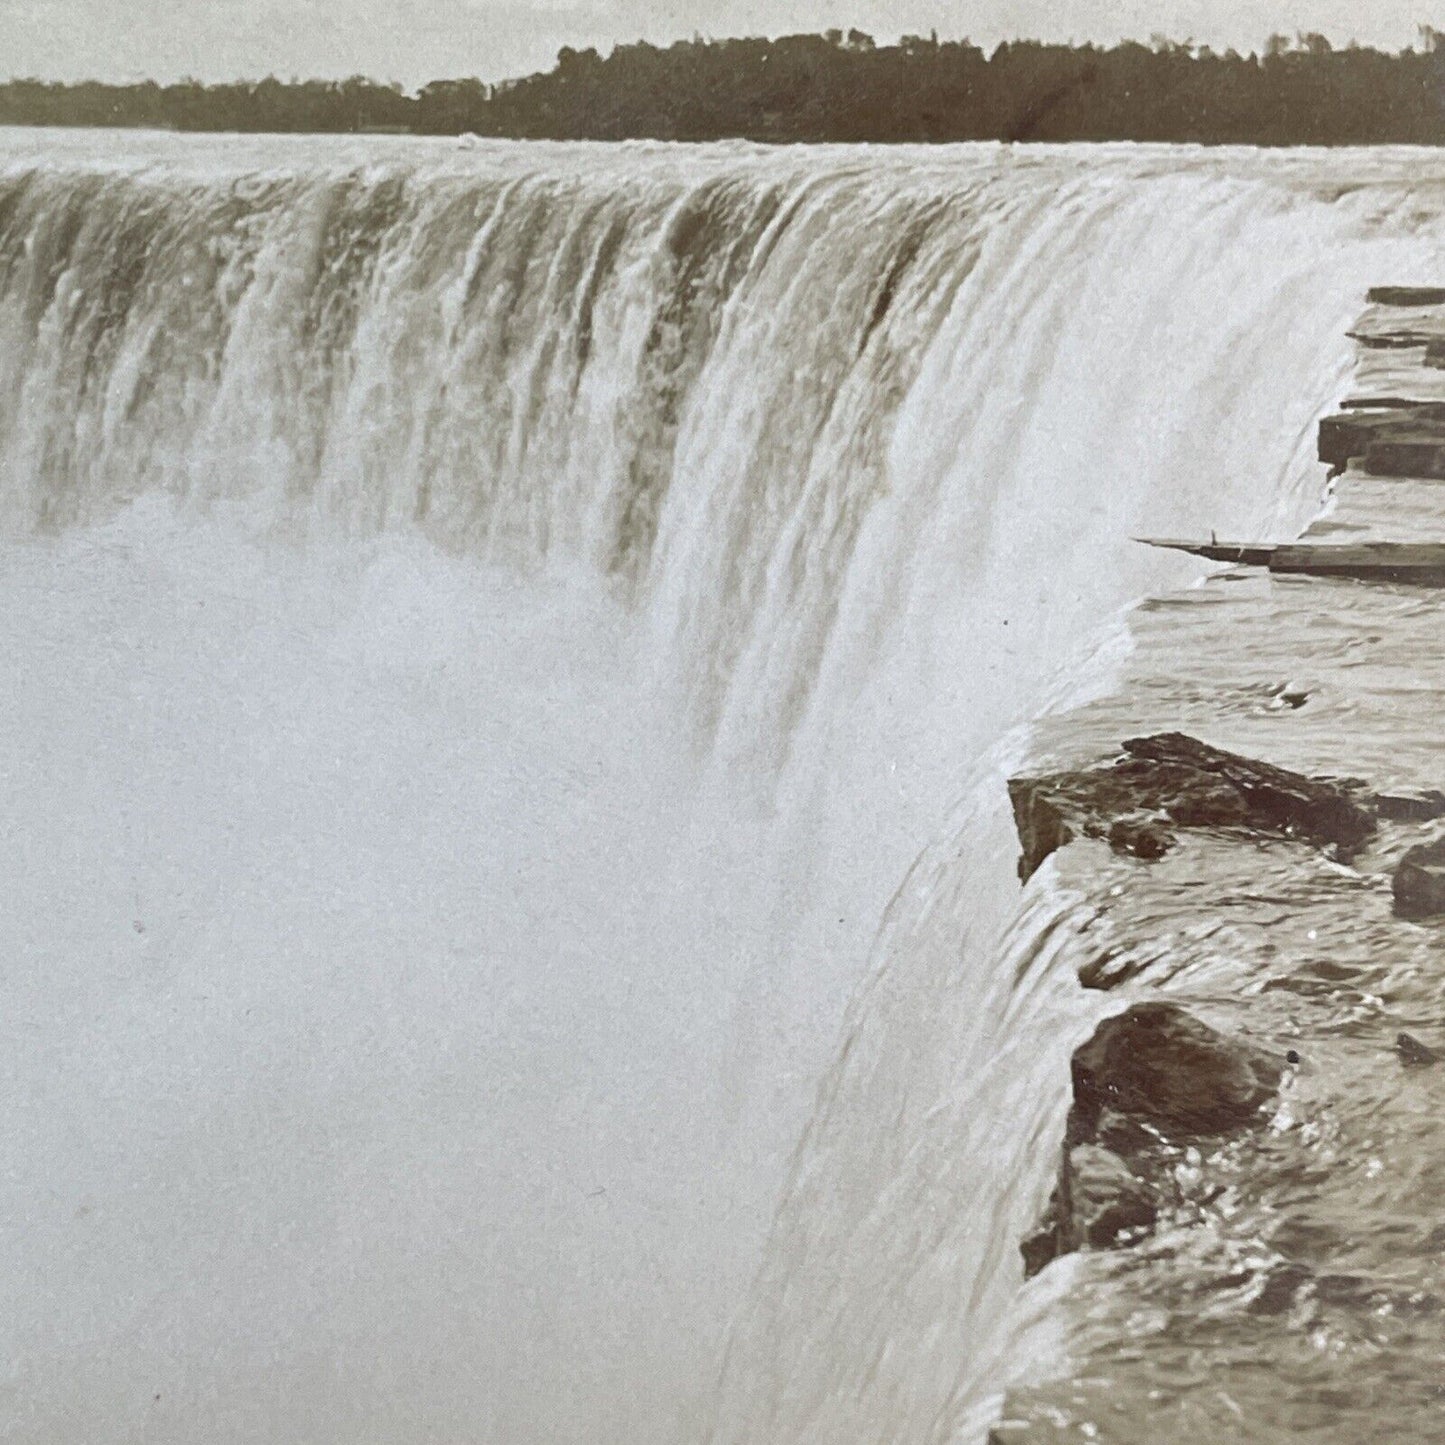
top-left (1071, 1001), bottom-right (1283, 1136)
top-left (1393, 836), bottom-right (1445, 917)
top-left (1008, 732), bottom-right (1378, 881)
top-left (1396, 1032), bottom-right (1441, 1066)
top-left (9, 135), bottom-right (1445, 1445)
top-left (1022, 1003), bottom-right (1283, 1275)
top-left (1000, 273), bottom-right (1445, 1443)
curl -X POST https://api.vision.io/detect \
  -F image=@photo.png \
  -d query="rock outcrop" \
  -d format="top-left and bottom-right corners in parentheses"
top-left (1022, 1003), bottom-right (1283, 1276)
top-left (1319, 400), bottom-right (1445, 477)
top-left (1069, 1000), bottom-right (1282, 1135)
top-left (1396, 1031), bottom-right (1440, 1067)
top-left (1366, 286), bottom-right (1445, 307)
top-left (999, 291), bottom-right (1445, 1438)
top-left (1394, 835), bottom-right (1445, 917)
top-left (1007, 732), bottom-right (1378, 881)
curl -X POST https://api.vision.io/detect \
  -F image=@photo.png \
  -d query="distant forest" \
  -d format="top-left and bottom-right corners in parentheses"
top-left (8, 31), bottom-right (1445, 144)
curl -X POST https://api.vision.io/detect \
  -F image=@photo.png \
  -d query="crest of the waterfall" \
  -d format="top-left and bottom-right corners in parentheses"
top-left (5, 134), bottom-right (1445, 1445)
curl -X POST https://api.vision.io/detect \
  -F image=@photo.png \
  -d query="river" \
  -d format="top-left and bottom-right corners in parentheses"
top-left (1, 132), bottom-right (1441, 1443)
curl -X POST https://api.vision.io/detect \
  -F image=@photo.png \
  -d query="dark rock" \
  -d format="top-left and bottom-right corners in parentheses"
top-left (1365, 436), bottom-right (1445, 478)
top-left (1318, 410), bottom-right (1376, 469)
top-left (1066, 1144), bottom-right (1160, 1246)
top-left (1286, 1049), bottom-right (1301, 1064)
top-left (1018, 1222), bottom-right (1062, 1279)
top-left (1375, 790), bottom-right (1445, 823)
top-left (1263, 540), bottom-right (1445, 585)
top-left (1250, 1261), bottom-right (1313, 1316)
top-left (1317, 388), bottom-right (1445, 475)
top-left (1071, 1001), bottom-right (1282, 1138)
top-left (1366, 287), bottom-right (1445, 307)
top-left (1394, 836), bottom-right (1445, 917)
top-left (1021, 1142), bottom-right (1161, 1277)
top-left (1396, 1032), bottom-right (1440, 1067)
top-left (1106, 816), bottom-right (1174, 861)
top-left (1124, 733), bottom-right (1376, 849)
top-left (1007, 781), bottom-right (1076, 882)
top-left (1022, 1004), bottom-right (1283, 1276)
top-left (1318, 401), bottom-right (1445, 474)
top-left (1008, 732), bottom-right (1377, 882)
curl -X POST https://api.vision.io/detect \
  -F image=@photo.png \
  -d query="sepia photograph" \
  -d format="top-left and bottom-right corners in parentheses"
top-left (3, 2), bottom-right (1444, 1441)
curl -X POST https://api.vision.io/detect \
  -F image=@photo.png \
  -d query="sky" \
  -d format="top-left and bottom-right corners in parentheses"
top-left (0, 0), bottom-right (1434, 87)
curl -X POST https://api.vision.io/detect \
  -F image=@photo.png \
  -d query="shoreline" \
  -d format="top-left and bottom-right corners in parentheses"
top-left (991, 297), bottom-right (1445, 1441)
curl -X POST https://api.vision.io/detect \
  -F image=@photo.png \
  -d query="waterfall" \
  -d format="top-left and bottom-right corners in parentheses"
top-left (3, 131), bottom-right (1443, 1444)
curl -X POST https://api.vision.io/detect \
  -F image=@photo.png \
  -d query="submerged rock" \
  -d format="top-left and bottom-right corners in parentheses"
top-left (1394, 836), bottom-right (1445, 917)
top-left (1061, 1143), bottom-right (1159, 1247)
top-left (1019, 1140), bottom-right (1160, 1278)
top-left (1252, 1261), bottom-right (1443, 1319)
top-left (1008, 732), bottom-right (1377, 881)
top-left (1106, 816), bottom-right (1173, 861)
top-left (1022, 1003), bottom-right (1283, 1277)
top-left (1396, 1032), bottom-right (1440, 1067)
top-left (1249, 1261), bottom-right (1315, 1316)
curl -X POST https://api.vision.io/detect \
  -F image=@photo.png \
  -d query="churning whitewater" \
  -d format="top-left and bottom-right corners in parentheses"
top-left (2, 133), bottom-right (1443, 1445)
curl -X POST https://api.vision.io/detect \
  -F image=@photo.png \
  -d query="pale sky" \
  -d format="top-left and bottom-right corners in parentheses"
top-left (0, 0), bottom-right (1431, 87)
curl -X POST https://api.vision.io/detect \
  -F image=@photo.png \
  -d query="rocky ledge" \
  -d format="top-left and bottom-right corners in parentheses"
top-left (1009, 730), bottom-right (1445, 916)
top-left (1021, 1003), bottom-right (1284, 1276)
top-left (1011, 732), bottom-right (1445, 1278)
top-left (1007, 731), bottom-right (1383, 882)
top-left (997, 295), bottom-right (1445, 1438)
top-left (1318, 402), bottom-right (1445, 478)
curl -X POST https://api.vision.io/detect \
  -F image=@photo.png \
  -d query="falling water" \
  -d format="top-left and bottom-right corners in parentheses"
top-left (3, 132), bottom-right (1445, 1443)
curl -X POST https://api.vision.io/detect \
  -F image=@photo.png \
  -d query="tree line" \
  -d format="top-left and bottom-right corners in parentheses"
top-left (6, 31), bottom-right (1445, 144)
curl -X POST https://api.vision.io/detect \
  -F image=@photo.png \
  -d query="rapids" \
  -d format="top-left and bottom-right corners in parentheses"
top-left (2, 132), bottom-right (1444, 1443)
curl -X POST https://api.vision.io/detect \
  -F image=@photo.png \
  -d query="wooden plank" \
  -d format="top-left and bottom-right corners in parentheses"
top-left (1134, 538), bottom-right (1277, 566)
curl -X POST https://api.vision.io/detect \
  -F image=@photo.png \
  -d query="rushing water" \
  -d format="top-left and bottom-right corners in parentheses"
top-left (994, 356), bottom-right (1445, 1441)
top-left (2, 132), bottom-right (1444, 1444)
